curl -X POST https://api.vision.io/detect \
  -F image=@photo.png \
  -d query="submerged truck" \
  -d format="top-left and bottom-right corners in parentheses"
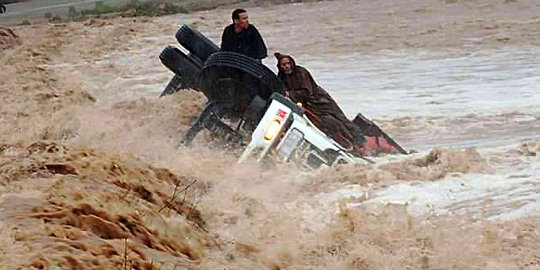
top-left (159, 25), bottom-right (407, 169)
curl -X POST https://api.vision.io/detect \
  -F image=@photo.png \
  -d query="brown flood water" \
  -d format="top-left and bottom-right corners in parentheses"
top-left (0, 0), bottom-right (538, 269)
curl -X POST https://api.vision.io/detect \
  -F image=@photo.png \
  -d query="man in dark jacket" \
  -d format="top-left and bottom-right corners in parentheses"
top-left (221, 9), bottom-right (267, 61)
top-left (275, 52), bottom-right (366, 152)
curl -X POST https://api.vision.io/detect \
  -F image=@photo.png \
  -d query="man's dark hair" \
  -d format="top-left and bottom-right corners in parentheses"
top-left (232, 9), bottom-right (247, 22)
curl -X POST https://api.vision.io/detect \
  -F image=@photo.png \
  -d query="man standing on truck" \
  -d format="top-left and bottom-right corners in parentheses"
top-left (221, 9), bottom-right (268, 61)
top-left (275, 52), bottom-right (367, 153)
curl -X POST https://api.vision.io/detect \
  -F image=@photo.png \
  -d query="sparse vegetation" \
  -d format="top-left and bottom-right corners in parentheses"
top-left (39, 1), bottom-right (190, 23)
top-left (78, 0), bottom-right (189, 18)
top-left (3, 0), bottom-right (28, 3)
top-left (49, 14), bottom-right (62, 23)
top-left (4, 0), bottom-right (326, 25)
top-left (79, 2), bottom-right (125, 16)
top-left (68, 6), bottom-right (78, 18)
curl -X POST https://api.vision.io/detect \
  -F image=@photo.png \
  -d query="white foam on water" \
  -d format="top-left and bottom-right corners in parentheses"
top-left (303, 47), bottom-right (540, 119)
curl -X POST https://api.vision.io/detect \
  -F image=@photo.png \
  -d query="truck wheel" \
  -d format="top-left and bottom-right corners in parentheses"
top-left (159, 46), bottom-right (201, 77)
top-left (175, 24), bottom-right (220, 62)
top-left (197, 51), bottom-right (284, 102)
top-left (159, 46), bottom-right (201, 96)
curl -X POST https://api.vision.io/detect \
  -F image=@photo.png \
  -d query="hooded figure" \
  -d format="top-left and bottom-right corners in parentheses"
top-left (275, 52), bottom-right (365, 151)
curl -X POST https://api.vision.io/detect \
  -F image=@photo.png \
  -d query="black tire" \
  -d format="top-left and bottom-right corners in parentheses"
top-left (175, 25), bottom-right (220, 62)
top-left (187, 52), bottom-right (204, 68)
top-left (159, 46), bottom-right (201, 77)
top-left (159, 54), bottom-right (203, 97)
top-left (159, 46), bottom-right (205, 97)
top-left (197, 51), bottom-right (284, 102)
top-left (159, 46), bottom-right (202, 97)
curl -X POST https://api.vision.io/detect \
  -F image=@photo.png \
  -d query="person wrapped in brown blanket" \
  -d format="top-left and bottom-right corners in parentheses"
top-left (275, 52), bottom-right (367, 153)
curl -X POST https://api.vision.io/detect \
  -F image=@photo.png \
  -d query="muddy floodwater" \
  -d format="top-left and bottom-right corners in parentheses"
top-left (0, 0), bottom-right (539, 269)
